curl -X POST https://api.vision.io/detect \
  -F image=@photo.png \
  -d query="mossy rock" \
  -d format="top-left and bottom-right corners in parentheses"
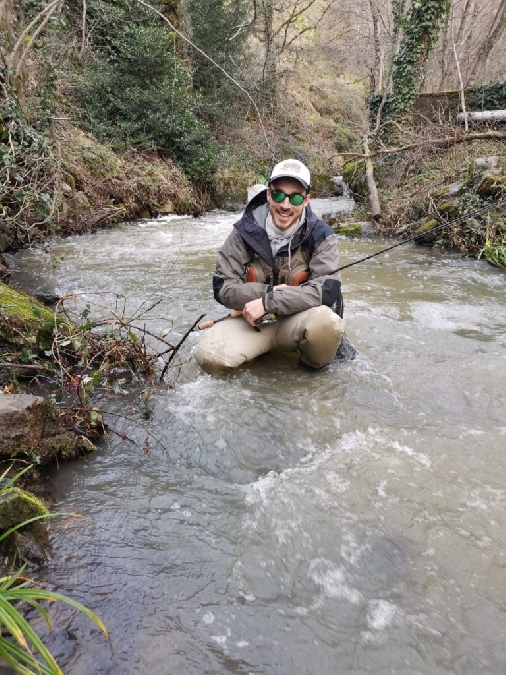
top-left (437, 202), bottom-right (459, 217)
top-left (416, 218), bottom-right (439, 234)
top-left (475, 173), bottom-right (506, 197)
top-left (333, 222), bottom-right (364, 237)
top-left (0, 282), bottom-right (58, 349)
top-left (38, 433), bottom-right (96, 463)
top-left (311, 171), bottom-right (336, 197)
top-left (432, 182), bottom-right (465, 199)
top-left (0, 487), bottom-right (49, 531)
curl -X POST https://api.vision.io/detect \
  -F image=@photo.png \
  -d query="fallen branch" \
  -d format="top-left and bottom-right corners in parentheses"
top-left (0, 362), bottom-right (54, 372)
top-left (341, 130), bottom-right (506, 160)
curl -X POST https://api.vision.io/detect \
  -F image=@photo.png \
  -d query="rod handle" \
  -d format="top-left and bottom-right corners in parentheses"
top-left (198, 309), bottom-right (243, 330)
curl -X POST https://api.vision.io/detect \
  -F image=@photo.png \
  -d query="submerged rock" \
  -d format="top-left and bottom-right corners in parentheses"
top-left (38, 433), bottom-right (96, 462)
top-left (0, 487), bottom-right (49, 530)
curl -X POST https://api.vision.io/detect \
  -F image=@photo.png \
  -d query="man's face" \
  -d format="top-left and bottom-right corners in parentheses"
top-left (267, 177), bottom-right (310, 231)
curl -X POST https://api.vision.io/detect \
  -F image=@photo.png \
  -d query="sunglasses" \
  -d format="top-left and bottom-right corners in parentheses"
top-left (269, 188), bottom-right (306, 207)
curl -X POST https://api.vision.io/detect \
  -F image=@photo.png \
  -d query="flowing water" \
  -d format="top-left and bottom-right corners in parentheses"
top-left (8, 203), bottom-right (506, 674)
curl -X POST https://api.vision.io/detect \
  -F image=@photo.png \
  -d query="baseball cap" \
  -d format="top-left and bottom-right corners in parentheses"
top-left (268, 159), bottom-right (310, 191)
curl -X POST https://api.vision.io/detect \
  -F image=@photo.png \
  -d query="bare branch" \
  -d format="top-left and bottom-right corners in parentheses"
top-left (228, 0), bottom-right (257, 40)
top-left (341, 130), bottom-right (506, 160)
top-left (8, 0), bottom-right (61, 76)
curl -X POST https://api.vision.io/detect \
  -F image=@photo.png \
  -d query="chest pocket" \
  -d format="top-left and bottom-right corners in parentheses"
top-left (245, 247), bottom-right (310, 286)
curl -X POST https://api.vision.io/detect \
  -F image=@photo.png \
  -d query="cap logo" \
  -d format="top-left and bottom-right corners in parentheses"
top-left (280, 161), bottom-right (303, 175)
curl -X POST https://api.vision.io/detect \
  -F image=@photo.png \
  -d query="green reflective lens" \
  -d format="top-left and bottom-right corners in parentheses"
top-left (270, 189), bottom-right (305, 207)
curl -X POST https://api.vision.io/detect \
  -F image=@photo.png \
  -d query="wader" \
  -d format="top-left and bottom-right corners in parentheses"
top-left (193, 307), bottom-right (344, 376)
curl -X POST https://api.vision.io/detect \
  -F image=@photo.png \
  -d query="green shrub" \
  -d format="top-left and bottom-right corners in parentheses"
top-left (467, 81), bottom-right (506, 111)
top-left (68, 7), bottom-right (219, 184)
top-left (186, 0), bottom-right (252, 111)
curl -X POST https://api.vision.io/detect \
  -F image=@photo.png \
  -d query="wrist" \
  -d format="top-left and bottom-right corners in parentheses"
top-left (264, 287), bottom-right (275, 312)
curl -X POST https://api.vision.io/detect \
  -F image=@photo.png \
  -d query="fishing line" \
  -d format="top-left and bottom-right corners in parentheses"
top-left (336, 197), bottom-right (506, 273)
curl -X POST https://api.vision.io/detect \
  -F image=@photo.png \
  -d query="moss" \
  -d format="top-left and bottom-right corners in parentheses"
top-left (0, 282), bottom-right (59, 350)
top-left (432, 185), bottom-right (450, 198)
top-left (333, 222), bottom-right (364, 237)
top-left (63, 172), bottom-right (75, 190)
top-left (311, 172), bottom-right (335, 197)
top-left (0, 487), bottom-right (49, 530)
top-left (0, 284), bottom-right (54, 326)
top-left (342, 159), bottom-right (367, 197)
top-left (38, 433), bottom-right (96, 462)
top-left (79, 142), bottom-right (121, 178)
top-left (213, 161), bottom-right (256, 206)
top-left (438, 201), bottom-right (459, 217)
top-left (476, 173), bottom-right (506, 197)
top-left (416, 218), bottom-right (438, 234)
top-left (334, 123), bottom-right (360, 153)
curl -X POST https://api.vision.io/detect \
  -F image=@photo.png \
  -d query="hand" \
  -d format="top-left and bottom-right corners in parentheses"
top-left (242, 298), bottom-right (267, 326)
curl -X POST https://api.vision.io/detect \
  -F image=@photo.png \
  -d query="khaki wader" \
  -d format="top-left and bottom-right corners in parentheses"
top-left (194, 306), bottom-right (344, 376)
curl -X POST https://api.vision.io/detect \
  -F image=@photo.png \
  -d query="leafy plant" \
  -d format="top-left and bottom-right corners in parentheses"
top-left (467, 81), bottom-right (506, 112)
top-left (68, 1), bottom-right (219, 184)
top-left (0, 466), bottom-right (109, 674)
top-left (478, 217), bottom-right (506, 269)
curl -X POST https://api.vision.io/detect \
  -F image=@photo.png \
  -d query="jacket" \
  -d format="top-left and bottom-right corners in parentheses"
top-left (212, 189), bottom-right (342, 317)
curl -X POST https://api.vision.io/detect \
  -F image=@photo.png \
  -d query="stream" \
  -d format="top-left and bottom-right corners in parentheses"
top-left (7, 201), bottom-right (506, 674)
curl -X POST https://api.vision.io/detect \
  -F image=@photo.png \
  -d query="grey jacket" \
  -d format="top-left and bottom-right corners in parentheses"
top-left (212, 190), bottom-right (342, 317)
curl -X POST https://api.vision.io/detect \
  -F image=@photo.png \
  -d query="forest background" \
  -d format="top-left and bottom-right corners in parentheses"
top-left (1, 0), bottom-right (505, 256)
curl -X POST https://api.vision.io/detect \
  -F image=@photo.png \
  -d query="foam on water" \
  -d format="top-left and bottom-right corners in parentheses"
top-left (366, 599), bottom-right (398, 630)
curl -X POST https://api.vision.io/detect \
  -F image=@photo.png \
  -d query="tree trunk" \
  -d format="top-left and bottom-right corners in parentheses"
top-left (369, 0), bottom-right (381, 93)
top-left (466, 0), bottom-right (506, 83)
top-left (260, 0), bottom-right (277, 113)
top-left (362, 136), bottom-right (382, 221)
top-left (388, 0), bottom-right (451, 120)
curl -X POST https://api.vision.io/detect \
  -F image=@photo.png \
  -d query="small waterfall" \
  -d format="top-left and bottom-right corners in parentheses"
top-left (332, 175), bottom-right (351, 198)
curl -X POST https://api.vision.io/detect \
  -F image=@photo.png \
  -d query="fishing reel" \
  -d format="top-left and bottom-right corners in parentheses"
top-left (254, 312), bottom-right (277, 326)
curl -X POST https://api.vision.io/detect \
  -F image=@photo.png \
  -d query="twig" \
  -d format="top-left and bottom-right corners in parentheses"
top-left (159, 314), bottom-right (204, 382)
top-left (0, 362), bottom-right (54, 372)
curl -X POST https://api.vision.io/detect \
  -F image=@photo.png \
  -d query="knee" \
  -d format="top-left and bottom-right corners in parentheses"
top-left (193, 319), bottom-right (276, 376)
top-left (298, 307), bottom-right (345, 369)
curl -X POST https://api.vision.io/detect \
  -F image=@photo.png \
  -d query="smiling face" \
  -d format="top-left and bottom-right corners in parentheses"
top-left (266, 177), bottom-right (310, 231)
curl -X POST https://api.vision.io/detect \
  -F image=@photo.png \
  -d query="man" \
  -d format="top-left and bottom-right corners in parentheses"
top-left (194, 159), bottom-right (345, 376)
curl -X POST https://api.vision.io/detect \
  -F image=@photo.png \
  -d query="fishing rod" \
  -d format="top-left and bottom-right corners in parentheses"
top-left (336, 197), bottom-right (506, 273)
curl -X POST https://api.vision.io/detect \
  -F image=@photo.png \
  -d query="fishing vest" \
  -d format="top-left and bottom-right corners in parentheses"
top-left (244, 244), bottom-right (311, 287)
